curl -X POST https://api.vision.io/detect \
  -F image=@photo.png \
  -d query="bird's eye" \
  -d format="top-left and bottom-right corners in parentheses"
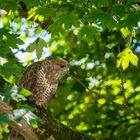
top-left (60, 65), bottom-right (65, 68)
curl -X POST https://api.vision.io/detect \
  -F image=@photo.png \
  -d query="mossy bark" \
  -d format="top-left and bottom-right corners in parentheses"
top-left (0, 98), bottom-right (119, 140)
top-left (34, 114), bottom-right (119, 140)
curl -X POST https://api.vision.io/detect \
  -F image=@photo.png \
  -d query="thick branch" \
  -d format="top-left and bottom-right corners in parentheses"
top-left (0, 99), bottom-right (119, 140)
top-left (35, 113), bottom-right (119, 140)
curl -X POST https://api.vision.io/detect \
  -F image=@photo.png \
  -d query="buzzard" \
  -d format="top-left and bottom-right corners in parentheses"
top-left (20, 59), bottom-right (69, 108)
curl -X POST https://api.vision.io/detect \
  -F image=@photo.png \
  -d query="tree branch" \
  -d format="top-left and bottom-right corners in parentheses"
top-left (110, 119), bottom-right (128, 137)
top-left (118, 46), bottom-right (127, 105)
top-left (119, 66), bottom-right (127, 104)
top-left (0, 98), bottom-right (119, 140)
top-left (33, 112), bottom-right (120, 140)
top-left (68, 73), bottom-right (140, 120)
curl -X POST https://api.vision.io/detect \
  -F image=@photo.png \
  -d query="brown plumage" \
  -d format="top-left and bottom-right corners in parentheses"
top-left (20, 59), bottom-right (69, 108)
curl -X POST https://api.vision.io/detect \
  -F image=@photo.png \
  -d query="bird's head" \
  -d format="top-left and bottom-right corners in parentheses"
top-left (49, 59), bottom-right (69, 80)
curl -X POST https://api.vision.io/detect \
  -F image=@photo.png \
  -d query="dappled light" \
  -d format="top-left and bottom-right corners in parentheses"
top-left (0, 0), bottom-right (140, 140)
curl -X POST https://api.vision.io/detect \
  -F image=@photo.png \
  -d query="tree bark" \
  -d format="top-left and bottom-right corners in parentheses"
top-left (34, 113), bottom-right (119, 140)
top-left (0, 96), bottom-right (119, 140)
top-left (35, 114), bottom-right (93, 140)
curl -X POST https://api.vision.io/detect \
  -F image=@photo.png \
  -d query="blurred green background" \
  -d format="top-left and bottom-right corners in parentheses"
top-left (0, 0), bottom-right (140, 139)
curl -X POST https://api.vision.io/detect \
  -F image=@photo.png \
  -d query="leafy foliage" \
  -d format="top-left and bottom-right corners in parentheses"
top-left (117, 48), bottom-right (138, 70)
top-left (0, 0), bottom-right (140, 139)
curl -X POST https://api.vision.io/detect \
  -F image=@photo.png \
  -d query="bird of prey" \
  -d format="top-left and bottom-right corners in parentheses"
top-left (20, 59), bottom-right (69, 109)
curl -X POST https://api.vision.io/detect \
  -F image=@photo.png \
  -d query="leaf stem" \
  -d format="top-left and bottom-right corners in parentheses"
top-left (118, 46), bottom-right (127, 105)
top-left (127, 30), bottom-right (133, 48)
top-left (120, 66), bottom-right (127, 104)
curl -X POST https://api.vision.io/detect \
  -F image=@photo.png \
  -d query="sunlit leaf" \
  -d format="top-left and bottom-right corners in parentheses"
top-left (129, 54), bottom-right (138, 67)
top-left (0, 0), bottom-right (140, 139)
top-left (0, 124), bottom-right (9, 139)
top-left (117, 48), bottom-right (138, 70)
top-left (97, 99), bottom-right (106, 105)
top-left (20, 88), bottom-right (32, 97)
top-left (29, 119), bottom-right (38, 128)
top-left (27, 7), bottom-right (38, 20)
top-left (122, 55), bottom-right (129, 70)
top-left (120, 27), bottom-right (129, 38)
top-left (2, 16), bottom-right (9, 26)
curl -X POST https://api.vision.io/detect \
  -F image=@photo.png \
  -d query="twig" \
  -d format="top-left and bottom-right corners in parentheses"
top-left (127, 30), bottom-right (133, 48)
top-left (120, 66), bottom-right (127, 104)
top-left (118, 46), bottom-right (127, 105)
top-left (110, 119), bottom-right (128, 137)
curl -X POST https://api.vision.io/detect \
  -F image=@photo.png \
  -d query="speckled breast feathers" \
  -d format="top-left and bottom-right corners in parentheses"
top-left (20, 59), bottom-right (69, 108)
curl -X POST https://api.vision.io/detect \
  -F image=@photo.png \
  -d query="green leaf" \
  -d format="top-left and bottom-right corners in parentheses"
top-left (0, 62), bottom-right (22, 79)
top-left (29, 119), bottom-right (38, 128)
top-left (20, 88), bottom-right (32, 97)
top-left (78, 26), bottom-right (98, 42)
top-left (47, 22), bottom-right (61, 35)
top-left (111, 4), bottom-right (125, 17)
top-left (0, 28), bottom-right (24, 48)
top-left (6, 35), bottom-right (24, 48)
top-left (101, 13), bottom-right (116, 30)
top-left (16, 104), bottom-right (36, 112)
top-left (26, 38), bottom-right (47, 59)
top-left (116, 58), bottom-right (122, 68)
top-left (120, 27), bottom-right (129, 38)
top-left (37, 7), bottom-right (56, 20)
top-left (126, 13), bottom-right (140, 28)
top-left (0, 28), bottom-right (9, 38)
top-left (61, 14), bottom-right (79, 29)
top-left (34, 26), bottom-right (42, 34)
top-left (24, 0), bottom-right (39, 9)
top-left (28, 7), bottom-right (38, 20)
top-left (2, 83), bottom-right (13, 103)
top-left (117, 48), bottom-right (139, 70)
top-left (122, 55), bottom-right (129, 70)
top-left (0, 112), bottom-right (9, 124)
top-left (14, 115), bottom-right (23, 122)
top-left (0, 0), bottom-right (18, 10)
top-left (97, 0), bottom-right (109, 6)
top-left (129, 54), bottom-right (138, 67)
top-left (0, 46), bottom-right (11, 57)
top-left (84, 9), bottom-right (103, 23)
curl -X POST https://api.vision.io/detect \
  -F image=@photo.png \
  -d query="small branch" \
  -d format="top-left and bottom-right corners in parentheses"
top-left (119, 66), bottom-right (127, 104)
top-left (127, 30), bottom-right (133, 48)
top-left (110, 119), bottom-right (128, 137)
top-left (35, 113), bottom-right (116, 140)
top-left (118, 46), bottom-right (127, 105)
